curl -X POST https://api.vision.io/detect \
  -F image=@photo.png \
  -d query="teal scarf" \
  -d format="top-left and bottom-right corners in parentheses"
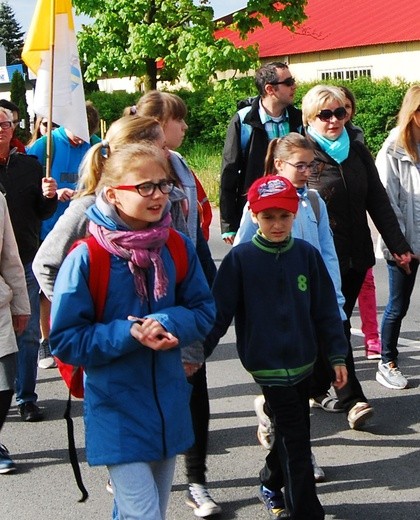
top-left (307, 125), bottom-right (350, 164)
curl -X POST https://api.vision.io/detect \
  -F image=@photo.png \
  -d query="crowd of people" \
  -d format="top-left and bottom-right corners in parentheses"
top-left (0, 61), bottom-right (418, 520)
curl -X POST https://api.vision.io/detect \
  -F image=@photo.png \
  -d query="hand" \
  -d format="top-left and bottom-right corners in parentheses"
top-left (56, 188), bottom-right (75, 202)
top-left (332, 365), bottom-right (348, 390)
top-left (12, 315), bottom-right (30, 335)
top-left (222, 234), bottom-right (236, 245)
top-left (183, 362), bottom-right (202, 377)
top-left (129, 316), bottom-right (179, 351)
top-left (42, 177), bottom-right (58, 198)
top-left (393, 252), bottom-right (413, 274)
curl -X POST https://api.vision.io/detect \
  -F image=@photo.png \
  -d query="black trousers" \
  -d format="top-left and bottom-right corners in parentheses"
top-left (260, 379), bottom-right (324, 520)
top-left (184, 363), bottom-right (210, 485)
top-left (310, 268), bottom-right (368, 412)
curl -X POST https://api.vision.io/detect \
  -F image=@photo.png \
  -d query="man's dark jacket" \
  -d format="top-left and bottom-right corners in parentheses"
top-left (0, 150), bottom-right (57, 265)
top-left (220, 96), bottom-right (303, 234)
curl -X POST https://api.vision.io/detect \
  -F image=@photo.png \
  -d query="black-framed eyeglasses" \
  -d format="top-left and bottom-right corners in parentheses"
top-left (112, 180), bottom-right (174, 197)
top-left (283, 161), bottom-right (320, 174)
top-left (0, 121), bottom-right (12, 130)
top-left (316, 107), bottom-right (347, 122)
top-left (269, 77), bottom-right (296, 87)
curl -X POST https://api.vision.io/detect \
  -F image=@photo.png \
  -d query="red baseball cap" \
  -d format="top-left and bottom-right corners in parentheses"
top-left (247, 176), bottom-right (299, 214)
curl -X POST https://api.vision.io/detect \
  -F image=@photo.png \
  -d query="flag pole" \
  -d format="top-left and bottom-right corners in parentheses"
top-left (45, 0), bottom-right (56, 178)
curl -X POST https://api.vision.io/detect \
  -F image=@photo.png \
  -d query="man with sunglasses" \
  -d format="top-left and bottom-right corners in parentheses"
top-left (0, 100), bottom-right (26, 153)
top-left (0, 107), bottom-right (57, 423)
top-left (220, 62), bottom-right (304, 244)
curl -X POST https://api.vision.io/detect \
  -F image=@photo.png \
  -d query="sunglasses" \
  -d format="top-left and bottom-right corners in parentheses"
top-left (316, 107), bottom-right (347, 122)
top-left (269, 77), bottom-right (296, 87)
top-left (112, 180), bottom-right (174, 197)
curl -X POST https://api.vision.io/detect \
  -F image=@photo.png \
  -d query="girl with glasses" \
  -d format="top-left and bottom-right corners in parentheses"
top-left (49, 142), bottom-right (215, 520)
top-left (302, 85), bottom-right (412, 430)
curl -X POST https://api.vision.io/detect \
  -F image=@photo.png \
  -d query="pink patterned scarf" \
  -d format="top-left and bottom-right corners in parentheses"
top-left (88, 211), bottom-right (172, 301)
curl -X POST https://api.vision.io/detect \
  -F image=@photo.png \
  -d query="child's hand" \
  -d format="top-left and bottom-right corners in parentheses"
top-left (183, 362), bottom-right (202, 377)
top-left (332, 365), bottom-right (348, 390)
top-left (129, 316), bottom-right (179, 351)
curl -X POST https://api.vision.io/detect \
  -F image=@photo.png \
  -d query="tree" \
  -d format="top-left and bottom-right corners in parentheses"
top-left (10, 71), bottom-right (31, 143)
top-left (74, 0), bottom-right (261, 91)
top-left (0, 2), bottom-right (25, 65)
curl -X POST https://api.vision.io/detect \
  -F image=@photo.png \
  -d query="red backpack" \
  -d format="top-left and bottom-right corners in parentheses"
top-left (55, 229), bottom-right (188, 502)
top-left (55, 228), bottom-right (189, 399)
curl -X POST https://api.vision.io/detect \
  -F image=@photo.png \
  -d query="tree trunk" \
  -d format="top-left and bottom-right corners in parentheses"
top-left (143, 58), bottom-right (157, 92)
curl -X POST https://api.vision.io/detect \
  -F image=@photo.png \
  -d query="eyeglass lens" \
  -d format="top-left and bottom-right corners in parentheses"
top-left (317, 108), bottom-right (347, 121)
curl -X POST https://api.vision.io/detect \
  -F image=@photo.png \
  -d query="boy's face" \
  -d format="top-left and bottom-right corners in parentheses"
top-left (251, 207), bottom-right (295, 242)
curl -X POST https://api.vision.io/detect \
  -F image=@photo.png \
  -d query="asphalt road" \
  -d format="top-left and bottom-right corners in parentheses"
top-left (1, 209), bottom-right (419, 520)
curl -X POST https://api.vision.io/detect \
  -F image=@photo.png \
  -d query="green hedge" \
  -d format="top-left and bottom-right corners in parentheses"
top-left (88, 77), bottom-right (412, 157)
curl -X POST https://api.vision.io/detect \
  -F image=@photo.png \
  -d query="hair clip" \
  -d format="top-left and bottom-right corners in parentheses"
top-left (101, 139), bottom-right (109, 149)
top-left (130, 105), bottom-right (137, 115)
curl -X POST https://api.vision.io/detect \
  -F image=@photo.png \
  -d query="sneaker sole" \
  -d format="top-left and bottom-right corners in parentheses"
top-left (348, 407), bottom-right (374, 430)
top-left (185, 498), bottom-right (222, 517)
top-left (38, 359), bottom-right (57, 369)
top-left (376, 371), bottom-right (408, 390)
top-left (0, 465), bottom-right (16, 474)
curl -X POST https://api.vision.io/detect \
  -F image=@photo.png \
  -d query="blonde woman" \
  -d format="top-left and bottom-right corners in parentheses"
top-left (375, 85), bottom-right (420, 389)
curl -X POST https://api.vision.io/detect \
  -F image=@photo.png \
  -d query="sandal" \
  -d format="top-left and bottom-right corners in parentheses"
top-left (310, 393), bottom-right (344, 413)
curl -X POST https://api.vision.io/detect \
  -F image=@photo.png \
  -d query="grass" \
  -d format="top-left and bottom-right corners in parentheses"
top-left (183, 142), bottom-right (222, 205)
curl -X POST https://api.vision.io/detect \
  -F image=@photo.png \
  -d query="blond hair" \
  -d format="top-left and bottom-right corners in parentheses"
top-left (395, 85), bottom-right (420, 162)
top-left (135, 91), bottom-right (187, 125)
top-left (76, 116), bottom-right (162, 198)
top-left (97, 142), bottom-right (169, 192)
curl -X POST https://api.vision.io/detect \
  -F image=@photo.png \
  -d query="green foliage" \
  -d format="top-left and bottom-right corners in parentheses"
top-left (10, 71), bottom-right (30, 142)
top-left (234, 0), bottom-right (308, 37)
top-left (183, 142), bottom-right (220, 204)
top-left (74, 0), bottom-right (257, 90)
top-left (86, 90), bottom-right (138, 129)
top-left (0, 1), bottom-right (25, 64)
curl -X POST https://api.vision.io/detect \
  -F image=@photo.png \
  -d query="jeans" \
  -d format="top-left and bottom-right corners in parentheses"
top-left (15, 263), bottom-right (41, 405)
top-left (185, 363), bottom-right (210, 485)
top-left (260, 379), bottom-right (324, 520)
top-left (109, 457), bottom-right (176, 520)
top-left (381, 259), bottom-right (419, 364)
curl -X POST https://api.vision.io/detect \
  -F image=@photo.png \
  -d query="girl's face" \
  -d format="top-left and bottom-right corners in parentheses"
top-left (309, 99), bottom-right (345, 141)
top-left (163, 117), bottom-right (188, 150)
top-left (274, 149), bottom-right (315, 188)
top-left (251, 208), bottom-right (295, 243)
top-left (106, 157), bottom-right (170, 230)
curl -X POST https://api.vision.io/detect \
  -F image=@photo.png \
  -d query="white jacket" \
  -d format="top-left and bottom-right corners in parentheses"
top-left (0, 193), bottom-right (30, 357)
top-left (375, 127), bottom-right (420, 260)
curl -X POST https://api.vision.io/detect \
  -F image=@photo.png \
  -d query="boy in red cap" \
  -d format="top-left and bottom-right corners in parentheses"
top-left (205, 176), bottom-right (348, 520)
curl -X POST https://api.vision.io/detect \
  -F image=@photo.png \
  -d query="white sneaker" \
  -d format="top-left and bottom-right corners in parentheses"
top-left (186, 483), bottom-right (222, 517)
top-left (376, 361), bottom-right (408, 389)
top-left (254, 395), bottom-right (275, 450)
top-left (311, 452), bottom-right (325, 483)
top-left (38, 339), bottom-right (57, 369)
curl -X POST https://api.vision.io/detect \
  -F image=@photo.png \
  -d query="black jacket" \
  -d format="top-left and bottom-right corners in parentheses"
top-left (0, 150), bottom-right (57, 265)
top-left (306, 136), bottom-right (411, 274)
top-left (219, 96), bottom-right (303, 234)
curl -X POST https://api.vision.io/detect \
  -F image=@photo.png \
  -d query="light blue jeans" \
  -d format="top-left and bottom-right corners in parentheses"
top-left (109, 457), bottom-right (176, 520)
top-left (15, 263), bottom-right (41, 405)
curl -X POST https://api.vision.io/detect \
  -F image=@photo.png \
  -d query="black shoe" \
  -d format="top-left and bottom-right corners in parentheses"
top-left (18, 402), bottom-right (44, 422)
top-left (0, 444), bottom-right (16, 474)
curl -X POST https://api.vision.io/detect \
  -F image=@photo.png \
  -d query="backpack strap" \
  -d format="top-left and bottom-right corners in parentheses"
top-left (306, 189), bottom-right (320, 225)
top-left (166, 228), bottom-right (188, 284)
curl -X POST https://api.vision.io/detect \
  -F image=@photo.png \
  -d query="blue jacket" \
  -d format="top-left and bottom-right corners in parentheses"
top-left (234, 187), bottom-right (346, 320)
top-left (205, 236), bottom-right (347, 386)
top-left (27, 127), bottom-right (92, 240)
top-left (50, 204), bottom-right (215, 466)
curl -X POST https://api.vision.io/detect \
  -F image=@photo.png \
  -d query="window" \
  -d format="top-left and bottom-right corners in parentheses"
top-left (320, 67), bottom-right (372, 81)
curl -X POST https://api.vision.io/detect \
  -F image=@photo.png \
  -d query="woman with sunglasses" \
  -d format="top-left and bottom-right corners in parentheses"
top-left (302, 85), bottom-right (412, 430)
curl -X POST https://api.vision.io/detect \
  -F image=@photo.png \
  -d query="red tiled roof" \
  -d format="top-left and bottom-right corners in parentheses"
top-left (215, 0), bottom-right (420, 57)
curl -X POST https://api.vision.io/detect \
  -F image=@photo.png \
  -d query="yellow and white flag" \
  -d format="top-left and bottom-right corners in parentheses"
top-left (22, 0), bottom-right (89, 143)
